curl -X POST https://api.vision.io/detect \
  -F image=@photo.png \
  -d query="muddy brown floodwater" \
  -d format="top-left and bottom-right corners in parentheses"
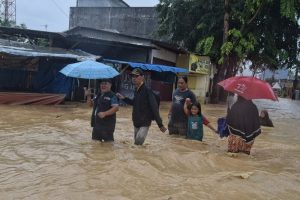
top-left (0, 98), bottom-right (300, 200)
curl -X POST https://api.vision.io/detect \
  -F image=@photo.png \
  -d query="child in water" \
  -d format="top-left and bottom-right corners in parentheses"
top-left (184, 98), bottom-right (218, 141)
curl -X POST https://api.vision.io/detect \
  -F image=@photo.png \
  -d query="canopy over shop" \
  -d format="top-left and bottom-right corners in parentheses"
top-left (103, 59), bottom-right (188, 101)
top-left (0, 40), bottom-right (98, 104)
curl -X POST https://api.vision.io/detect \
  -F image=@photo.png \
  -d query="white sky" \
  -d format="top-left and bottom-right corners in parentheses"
top-left (16, 0), bottom-right (159, 32)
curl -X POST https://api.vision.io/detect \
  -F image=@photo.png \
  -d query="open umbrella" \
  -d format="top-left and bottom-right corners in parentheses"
top-left (218, 76), bottom-right (278, 101)
top-left (59, 60), bottom-right (119, 79)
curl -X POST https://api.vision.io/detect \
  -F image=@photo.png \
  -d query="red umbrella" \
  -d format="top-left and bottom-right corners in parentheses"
top-left (218, 76), bottom-right (278, 101)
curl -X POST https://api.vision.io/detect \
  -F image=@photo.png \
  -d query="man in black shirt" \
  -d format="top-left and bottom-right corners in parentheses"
top-left (116, 68), bottom-right (166, 145)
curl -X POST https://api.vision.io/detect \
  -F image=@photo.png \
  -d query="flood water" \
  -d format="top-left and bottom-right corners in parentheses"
top-left (0, 98), bottom-right (300, 200)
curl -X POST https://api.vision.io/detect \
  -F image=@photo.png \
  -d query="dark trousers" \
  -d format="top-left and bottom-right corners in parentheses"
top-left (92, 127), bottom-right (114, 141)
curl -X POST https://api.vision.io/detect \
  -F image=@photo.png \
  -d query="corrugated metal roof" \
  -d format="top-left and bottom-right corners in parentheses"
top-left (0, 39), bottom-right (98, 61)
top-left (65, 27), bottom-right (155, 49)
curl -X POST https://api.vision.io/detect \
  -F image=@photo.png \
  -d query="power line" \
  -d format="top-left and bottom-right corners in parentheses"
top-left (50, 0), bottom-right (68, 18)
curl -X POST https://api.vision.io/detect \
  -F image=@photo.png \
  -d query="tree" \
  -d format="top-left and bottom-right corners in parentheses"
top-left (157, 0), bottom-right (300, 102)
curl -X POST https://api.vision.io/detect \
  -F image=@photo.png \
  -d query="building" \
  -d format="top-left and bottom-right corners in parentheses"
top-left (177, 54), bottom-right (214, 102)
top-left (65, 26), bottom-right (155, 63)
top-left (68, 0), bottom-right (215, 101)
top-left (0, 28), bottom-right (99, 104)
top-left (70, 0), bottom-right (158, 39)
top-left (64, 26), bottom-right (189, 101)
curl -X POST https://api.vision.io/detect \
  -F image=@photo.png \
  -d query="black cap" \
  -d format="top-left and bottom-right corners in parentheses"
top-left (130, 68), bottom-right (144, 76)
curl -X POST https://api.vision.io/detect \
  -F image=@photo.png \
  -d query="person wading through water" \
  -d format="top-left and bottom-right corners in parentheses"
top-left (168, 76), bottom-right (197, 136)
top-left (87, 79), bottom-right (119, 142)
top-left (116, 68), bottom-right (167, 145)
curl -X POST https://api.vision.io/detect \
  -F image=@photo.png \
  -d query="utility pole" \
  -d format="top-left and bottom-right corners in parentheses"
top-left (0, 0), bottom-right (16, 25)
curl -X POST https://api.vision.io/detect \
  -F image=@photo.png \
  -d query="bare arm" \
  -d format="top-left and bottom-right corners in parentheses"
top-left (87, 95), bottom-right (93, 107)
top-left (116, 93), bottom-right (134, 105)
top-left (205, 123), bottom-right (218, 134)
top-left (183, 100), bottom-right (189, 116)
top-left (84, 87), bottom-right (95, 107)
top-left (184, 98), bottom-right (192, 116)
top-left (202, 115), bottom-right (218, 133)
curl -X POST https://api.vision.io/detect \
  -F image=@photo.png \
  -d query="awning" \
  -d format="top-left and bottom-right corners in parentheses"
top-left (103, 59), bottom-right (188, 73)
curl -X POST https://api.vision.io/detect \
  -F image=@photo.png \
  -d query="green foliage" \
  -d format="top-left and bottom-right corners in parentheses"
top-left (196, 36), bottom-right (214, 55)
top-left (157, 0), bottom-right (224, 61)
top-left (218, 29), bottom-right (257, 64)
top-left (220, 42), bottom-right (233, 57)
top-left (157, 0), bottom-right (300, 72)
top-left (280, 0), bottom-right (297, 20)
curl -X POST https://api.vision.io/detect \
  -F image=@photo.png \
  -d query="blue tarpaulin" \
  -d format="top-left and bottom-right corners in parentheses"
top-left (0, 59), bottom-right (73, 99)
top-left (103, 59), bottom-right (188, 74)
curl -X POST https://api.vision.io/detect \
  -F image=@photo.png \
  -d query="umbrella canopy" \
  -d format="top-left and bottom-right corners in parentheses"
top-left (60, 60), bottom-right (119, 79)
top-left (218, 76), bottom-right (278, 101)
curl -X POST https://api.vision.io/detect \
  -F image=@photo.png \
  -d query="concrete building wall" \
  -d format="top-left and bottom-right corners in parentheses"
top-left (151, 46), bottom-right (177, 64)
top-left (76, 0), bottom-right (129, 7)
top-left (189, 75), bottom-right (210, 103)
top-left (69, 7), bottom-right (158, 38)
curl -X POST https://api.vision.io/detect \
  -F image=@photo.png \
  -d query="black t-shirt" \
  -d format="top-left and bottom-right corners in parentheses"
top-left (170, 88), bottom-right (196, 123)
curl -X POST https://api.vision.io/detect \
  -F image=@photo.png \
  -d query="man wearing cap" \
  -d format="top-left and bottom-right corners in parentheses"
top-left (116, 68), bottom-right (167, 145)
top-left (88, 79), bottom-right (119, 142)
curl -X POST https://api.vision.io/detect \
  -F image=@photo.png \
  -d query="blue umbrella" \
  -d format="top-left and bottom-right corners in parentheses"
top-left (60, 60), bottom-right (119, 79)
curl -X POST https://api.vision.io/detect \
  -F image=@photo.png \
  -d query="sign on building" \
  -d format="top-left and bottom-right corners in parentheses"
top-left (189, 55), bottom-right (211, 75)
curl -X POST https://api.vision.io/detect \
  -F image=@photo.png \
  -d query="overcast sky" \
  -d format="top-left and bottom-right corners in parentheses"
top-left (16, 0), bottom-right (159, 32)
